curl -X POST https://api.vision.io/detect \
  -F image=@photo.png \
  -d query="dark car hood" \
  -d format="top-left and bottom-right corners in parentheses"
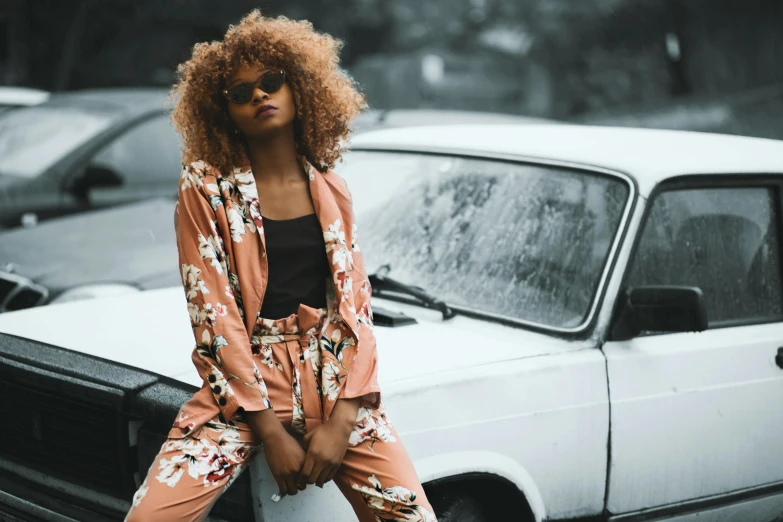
top-left (0, 198), bottom-right (180, 296)
top-left (0, 175), bottom-right (24, 190)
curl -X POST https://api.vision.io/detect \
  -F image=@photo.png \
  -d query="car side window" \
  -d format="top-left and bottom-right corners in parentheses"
top-left (89, 114), bottom-right (182, 186)
top-left (627, 185), bottom-right (783, 327)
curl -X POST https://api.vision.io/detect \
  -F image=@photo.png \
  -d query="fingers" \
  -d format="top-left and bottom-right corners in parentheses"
top-left (284, 475), bottom-right (298, 497)
top-left (308, 459), bottom-right (325, 485)
top-left (297, 455), bottom-right (315, 490)
top-left (275, 477), bottom-right (288, 499)
top-left (324, 465), bottom-right (339, 486)
top-left (315, 466), bottom-right (333, 488)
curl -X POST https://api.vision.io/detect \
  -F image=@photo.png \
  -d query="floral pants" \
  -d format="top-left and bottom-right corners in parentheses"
top-left (125, 306), bottom-right (437, 522)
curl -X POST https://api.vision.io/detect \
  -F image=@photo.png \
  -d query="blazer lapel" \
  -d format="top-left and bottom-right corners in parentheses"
top-left (232, 166), bottom-right (268, 337)
top-left (306, 160), bottom-right (359, 334)
top-left (233, 166), bottom-right (267, 255)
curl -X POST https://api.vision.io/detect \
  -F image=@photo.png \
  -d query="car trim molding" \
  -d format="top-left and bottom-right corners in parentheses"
top-left (607, 479), bottom-right (783, 521)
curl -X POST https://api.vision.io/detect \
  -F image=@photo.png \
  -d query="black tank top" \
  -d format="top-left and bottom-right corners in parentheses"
top-left (258, 213), bottom-right (330, 319)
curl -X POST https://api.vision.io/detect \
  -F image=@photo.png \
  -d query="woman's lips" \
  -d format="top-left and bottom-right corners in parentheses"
top-left (255, 105), bottom-right (277, 118)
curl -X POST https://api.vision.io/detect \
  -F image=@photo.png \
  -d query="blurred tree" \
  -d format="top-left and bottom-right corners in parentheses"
top-left (560, 0), bottom-right (783, 114)
top-left (2, 0), bottom-right (781, 140)
top-left (1, 0), bottom-right (31, 85)
top-left (56, 0), bottom-right (87, 90)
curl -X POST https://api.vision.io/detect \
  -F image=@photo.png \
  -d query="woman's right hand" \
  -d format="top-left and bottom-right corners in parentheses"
top-left (263, 428), bottom-right (307, 497)
top-left (246, 409), bottom-right (306, 497)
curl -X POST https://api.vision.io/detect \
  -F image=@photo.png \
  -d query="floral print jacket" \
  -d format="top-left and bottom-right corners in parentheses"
top-left (173, 157), bottom-right (380, 434)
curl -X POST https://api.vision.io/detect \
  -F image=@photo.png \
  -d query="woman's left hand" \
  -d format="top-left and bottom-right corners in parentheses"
top-left (297, 398), bottom-right (360, 488)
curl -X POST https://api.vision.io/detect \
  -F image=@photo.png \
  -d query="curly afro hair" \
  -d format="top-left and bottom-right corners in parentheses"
top-left (169, 10), bottom-right (367, 175)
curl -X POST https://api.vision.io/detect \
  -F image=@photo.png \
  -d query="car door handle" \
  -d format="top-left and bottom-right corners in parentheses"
top-left (777, 347), bottom-right (783, 369)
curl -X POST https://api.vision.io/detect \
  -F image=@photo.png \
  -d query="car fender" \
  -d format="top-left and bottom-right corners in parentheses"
top-left (415, 450), bottom-right (547, 521)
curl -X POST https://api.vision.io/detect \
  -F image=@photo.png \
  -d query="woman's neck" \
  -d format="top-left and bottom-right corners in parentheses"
top-left (245, 128), bottom-right (304, 184)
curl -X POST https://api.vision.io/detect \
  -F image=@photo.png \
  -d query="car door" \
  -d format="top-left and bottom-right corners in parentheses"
top-left (602, 177), bottom-right (783, 520)
top-left (84, 114), bottom-right (182, 208)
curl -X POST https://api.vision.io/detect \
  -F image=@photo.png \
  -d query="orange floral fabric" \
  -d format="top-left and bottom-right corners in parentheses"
top-left (169, 157), bottom-right (380, 439)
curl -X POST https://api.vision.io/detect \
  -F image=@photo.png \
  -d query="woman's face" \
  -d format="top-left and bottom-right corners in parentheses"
top-left (225, 63), bottom-right (296, 141)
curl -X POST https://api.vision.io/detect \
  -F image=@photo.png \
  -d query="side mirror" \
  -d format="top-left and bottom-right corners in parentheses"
top-left (609, 285), bottom-right (708, 341)
top-left (70, 165), bottom-right (124, 202)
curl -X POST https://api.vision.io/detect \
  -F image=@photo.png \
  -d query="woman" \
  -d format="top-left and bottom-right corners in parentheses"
top-left (124, 10), bottom-right (437, 522)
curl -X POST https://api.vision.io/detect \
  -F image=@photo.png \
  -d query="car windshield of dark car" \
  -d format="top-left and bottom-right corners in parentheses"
top-left (0, 105), bottom-right (114, 178)
top-left (334, 150), bottom-right (630, 329)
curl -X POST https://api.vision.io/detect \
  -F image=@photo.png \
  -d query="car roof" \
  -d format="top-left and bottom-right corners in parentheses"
top-left (353, 108), bottom-right (548, 132)
top-left (0, 86), bottom-right (50, 105)
top-left (42, 87), bottom-right (170, 118)
top-left (349, 123), bottom-right (783, 195)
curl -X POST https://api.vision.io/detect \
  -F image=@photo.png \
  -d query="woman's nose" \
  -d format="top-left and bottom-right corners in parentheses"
top-left (252, 85), bottom-right (270, 103)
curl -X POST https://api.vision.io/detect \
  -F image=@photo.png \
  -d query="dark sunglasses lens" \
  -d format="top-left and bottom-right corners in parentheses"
top-left (260, 72), bottom-right (284, 93)
top-left (227, 83), bottom-right (253, 104)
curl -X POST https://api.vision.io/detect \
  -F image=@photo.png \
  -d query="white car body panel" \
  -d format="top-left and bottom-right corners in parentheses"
top-left (0, 287), bottom-right (587, 388)
top-left (0, 288), bottom-right (201, 385)
top-left (603, 323), bottom-right (783, 514)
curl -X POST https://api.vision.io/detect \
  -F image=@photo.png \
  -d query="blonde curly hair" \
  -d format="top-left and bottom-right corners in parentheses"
top-left (169, 10), bottom-right (367, 175)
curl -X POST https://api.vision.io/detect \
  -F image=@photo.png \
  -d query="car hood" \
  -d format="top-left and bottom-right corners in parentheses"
top-left (0, 174), bottom-right (25, 190)
top-left (0, 287), bottom-right (587, 388)
top-left (0, 199), bottom-right (180, 296)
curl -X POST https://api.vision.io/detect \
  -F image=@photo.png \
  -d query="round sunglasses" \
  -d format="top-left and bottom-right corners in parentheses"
top-left (222, 69), bottom-right (286, 105)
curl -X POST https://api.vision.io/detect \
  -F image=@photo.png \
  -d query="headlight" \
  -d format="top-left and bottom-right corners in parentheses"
top-left (50, 284), bottom-right (141, 304)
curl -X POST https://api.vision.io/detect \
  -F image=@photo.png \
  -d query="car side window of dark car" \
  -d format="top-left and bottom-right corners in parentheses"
top-left (627, 184), bottom-right (783, 328)
top-left (88, 114), bottom-right (182, 190)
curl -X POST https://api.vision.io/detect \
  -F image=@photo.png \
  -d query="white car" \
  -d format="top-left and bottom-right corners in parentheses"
top-left (0, 124), bottom-right (781, 522)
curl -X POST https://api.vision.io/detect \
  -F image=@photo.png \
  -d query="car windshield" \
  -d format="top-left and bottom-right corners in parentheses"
top-left (0, 105), bottom-right (115, 178)
top-left (335, 151), bottom-right (631, 329)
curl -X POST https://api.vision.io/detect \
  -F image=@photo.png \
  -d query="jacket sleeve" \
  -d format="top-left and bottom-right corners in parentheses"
top-left (338, 179), bottom-right (382, 408)
top-left (175, 161), bottom-right (271, 421)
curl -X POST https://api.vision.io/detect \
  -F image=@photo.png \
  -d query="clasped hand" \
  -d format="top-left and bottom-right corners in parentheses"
top-left (259, 399), bottom-right (359, 498)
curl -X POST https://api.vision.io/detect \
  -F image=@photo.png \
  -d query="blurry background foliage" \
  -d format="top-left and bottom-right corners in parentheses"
top-left (1, 0), bottom-right (781, 138)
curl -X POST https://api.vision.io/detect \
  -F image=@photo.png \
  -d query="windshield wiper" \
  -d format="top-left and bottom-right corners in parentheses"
top-left (368, 264), bottom-right (456, 320)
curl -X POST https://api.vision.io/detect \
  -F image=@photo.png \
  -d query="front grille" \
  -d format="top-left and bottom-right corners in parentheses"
top-left (0, 333), bottom-right (255, 520)
top-left (0, 382), bottom-right (128, 494)
top-left (0, 344), bottom-right (139, 500)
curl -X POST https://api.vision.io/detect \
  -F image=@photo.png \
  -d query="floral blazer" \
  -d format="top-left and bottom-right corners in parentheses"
top-left (171, 157), bottom-right (379, 437)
